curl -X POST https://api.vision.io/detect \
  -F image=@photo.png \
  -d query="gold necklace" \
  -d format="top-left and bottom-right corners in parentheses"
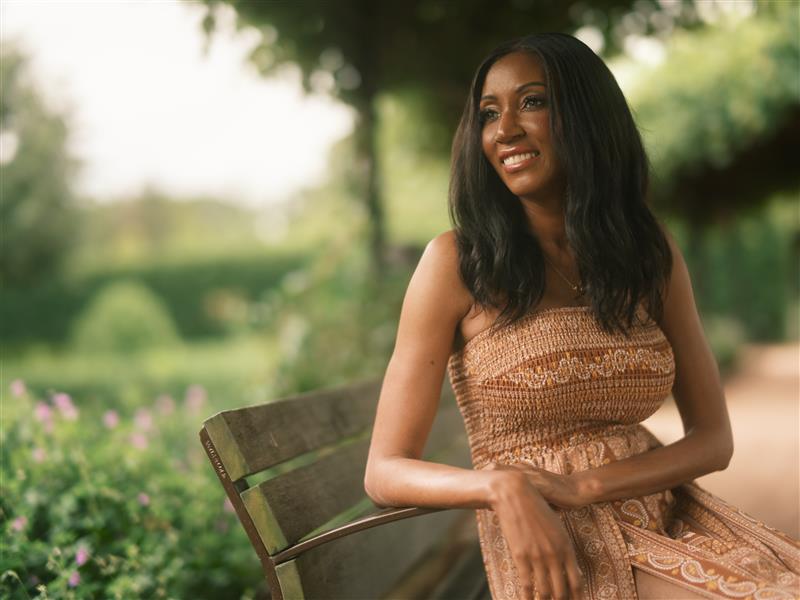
top-left (543, 254), bottom-right (585, 296)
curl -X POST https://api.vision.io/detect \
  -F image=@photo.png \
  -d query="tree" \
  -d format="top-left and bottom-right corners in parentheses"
top-left (628, 1), bottom-right (800, 225)
top-left (198, 0), bottom-right (704, 276)
top-left (0, 44), bottom-right (82, 288)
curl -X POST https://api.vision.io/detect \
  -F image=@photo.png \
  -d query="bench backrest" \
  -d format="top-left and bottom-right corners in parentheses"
top-left (200, 376), bottom-right (473, 599)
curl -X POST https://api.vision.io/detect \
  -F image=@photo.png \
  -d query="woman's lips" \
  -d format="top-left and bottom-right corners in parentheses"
top-left (501, 153), bottom-right (540, 173)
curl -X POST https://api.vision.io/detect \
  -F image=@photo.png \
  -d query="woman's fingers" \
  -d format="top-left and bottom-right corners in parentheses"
top-left (531, 558), bottom-right (553, 600)
top-left (512, 553), bottom-right (535, 600)
top-left (565, 556), bottom-right (585, 600)
top-left (546, 557), bottom-right (570, 599)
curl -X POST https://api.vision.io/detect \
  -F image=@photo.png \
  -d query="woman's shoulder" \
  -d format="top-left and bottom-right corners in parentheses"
top-left (424, 229), bottom-right (459, 262)
top-left (414, 229), bottom-right (473, 320)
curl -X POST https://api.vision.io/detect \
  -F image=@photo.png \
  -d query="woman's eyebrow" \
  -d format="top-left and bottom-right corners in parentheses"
top-left (480, 81), bottom-right (546, 102)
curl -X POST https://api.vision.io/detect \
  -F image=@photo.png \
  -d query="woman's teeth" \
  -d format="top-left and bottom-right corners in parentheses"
top-left (503, 151), bottom-right (539, 165)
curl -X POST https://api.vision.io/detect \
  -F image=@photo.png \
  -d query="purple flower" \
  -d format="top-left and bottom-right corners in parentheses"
top-left (184, 384), bottom-right (207, 414)
top-left (137, 492), bottom-right (150, 507)
top-left (103, 410), bottom-right (119, 429)
top-left (155, 393), bottom-right (175, 415)
top-left (223, 497), bottom-right (235, 514)
top-left (34, 401), bottom-right (53, 423)
top-left (130, 432), bottom-right (148, 450)
top-left (134, 408), bottom-right (153, 432)
top-left (68, 571), bottom-right (80, 587)
top-left (75, 546), bottom-right (89, 566)
top-left (34, 402), bottom-right (55, 433)
top-left (52, 392), bottom-right (78, 420)
top-left (10, 379), bottom-right (27, 397)
top-left (11, 515), bottom-right (28, 532)
top-left (32, 447), bottom-right (46, 463)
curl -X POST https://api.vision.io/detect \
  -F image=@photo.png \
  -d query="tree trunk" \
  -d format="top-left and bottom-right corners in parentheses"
top-left (352, 91), bottom-right (386, 279)
top-left (351, 0), bottom-right (386, 281)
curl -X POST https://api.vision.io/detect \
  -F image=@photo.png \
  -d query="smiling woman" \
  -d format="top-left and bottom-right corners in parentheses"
top-left (479, 68), bottom-right (554, 193)
top-left (364, 32), bottom-right (800, 600)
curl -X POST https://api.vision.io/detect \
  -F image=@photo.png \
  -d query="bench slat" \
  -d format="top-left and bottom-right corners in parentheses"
top-left (204, 378), bottom-right (382, 481)
top-left (205, 378), bottom-right (460, 483)
top-left (200, 376), bottom-right (478, 600)
top-left (242, 422), bottom-right (471, 554)
top-left (275, 509), bottom-right (475, 599)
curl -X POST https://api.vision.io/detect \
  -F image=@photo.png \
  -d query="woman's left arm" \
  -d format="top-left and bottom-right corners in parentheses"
top-left (504, 225), bottom-right (735, 508)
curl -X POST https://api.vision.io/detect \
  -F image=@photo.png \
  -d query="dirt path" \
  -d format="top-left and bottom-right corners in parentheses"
top-left (642, 342), bottom-right (800, 539)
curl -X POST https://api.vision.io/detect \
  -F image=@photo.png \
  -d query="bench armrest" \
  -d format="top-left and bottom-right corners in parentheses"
top-left (272, 505), bottom-right (449, 564)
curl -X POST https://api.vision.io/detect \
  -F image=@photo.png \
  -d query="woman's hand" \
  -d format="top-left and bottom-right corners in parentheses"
top-left (485, 461), bottom-right (589, 509)
top-left (487, 470), bottom-right (586, 600)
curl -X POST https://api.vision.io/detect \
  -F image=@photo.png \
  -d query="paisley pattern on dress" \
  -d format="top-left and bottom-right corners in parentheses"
top-left (447, 306), bottom-right (800, 600)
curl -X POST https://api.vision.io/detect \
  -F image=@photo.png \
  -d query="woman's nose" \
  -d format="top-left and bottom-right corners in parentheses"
top-left (494, 109), bottom-right (525, 143)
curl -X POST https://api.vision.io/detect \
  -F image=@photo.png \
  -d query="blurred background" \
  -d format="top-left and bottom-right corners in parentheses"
top-left (2, 0), bottom-right (798, 598)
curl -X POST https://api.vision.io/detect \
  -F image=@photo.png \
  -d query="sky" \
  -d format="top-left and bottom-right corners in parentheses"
top-left (0, 0), bottom-right (355, 207)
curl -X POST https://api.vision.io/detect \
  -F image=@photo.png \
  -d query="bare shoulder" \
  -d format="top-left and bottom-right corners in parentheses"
top-left (411, 229), bottom-right (473, 323)
top-left (364, 231), bottom-right (473, 483)
top-left (658, 221), bottom-right (682, 264)
top-left (653, 220), bottom-right (703, 341)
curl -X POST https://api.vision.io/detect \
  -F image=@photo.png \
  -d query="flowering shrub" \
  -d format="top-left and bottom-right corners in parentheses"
top-left (1, 380), bottom-right (264, 599)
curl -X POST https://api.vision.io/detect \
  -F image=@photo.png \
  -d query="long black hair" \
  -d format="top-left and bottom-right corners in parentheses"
top-left (448, 32), bottom-right (672, 338)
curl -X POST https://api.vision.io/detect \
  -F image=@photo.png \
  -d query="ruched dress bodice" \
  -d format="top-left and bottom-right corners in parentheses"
top-left (446, 306), bottom-right (800, 600)
top-left (447, 305), bottom-right (675, 469)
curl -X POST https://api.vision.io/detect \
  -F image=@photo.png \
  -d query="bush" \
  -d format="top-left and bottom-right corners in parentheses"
top-left (702, 314), bottom-right (747, 376)
top-left (1, 382), bottom-right (264, 599)
top-left (71, 281), bottom-right (180, 354)
top-left (0, 251), bottom-right (310, 347)
top-left (265, 240), bottom-right (415, 395)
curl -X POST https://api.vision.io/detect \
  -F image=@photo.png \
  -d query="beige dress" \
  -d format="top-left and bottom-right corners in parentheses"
top-left (446, 305), bottom-right (800, 600)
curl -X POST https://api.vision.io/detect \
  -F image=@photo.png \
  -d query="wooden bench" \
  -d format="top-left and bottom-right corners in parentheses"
top-left (199, 377), bottom-right (492, 600)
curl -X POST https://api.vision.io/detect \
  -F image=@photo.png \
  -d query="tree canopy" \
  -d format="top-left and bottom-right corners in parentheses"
top-left (626, 2), bottom-right (799, 223)
top-left (1, 46), bottom-right (83, 287)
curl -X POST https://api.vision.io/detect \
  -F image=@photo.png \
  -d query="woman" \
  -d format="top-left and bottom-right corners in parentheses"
top-left (364, 33), bottom-right (800, 600)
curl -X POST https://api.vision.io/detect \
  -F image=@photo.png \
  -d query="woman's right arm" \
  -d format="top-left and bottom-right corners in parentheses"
top-left (363, 230), bottom-right (499, 510)
top-left (363, 230), bottom-right (585, 600)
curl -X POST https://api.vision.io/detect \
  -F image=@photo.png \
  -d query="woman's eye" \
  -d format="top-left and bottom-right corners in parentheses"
top-left (478, 95), bottom-right (545, 124)
top-left (478, 108), bottom-right (497, 124)
top-left (523, 95), bottom-right (545, 109)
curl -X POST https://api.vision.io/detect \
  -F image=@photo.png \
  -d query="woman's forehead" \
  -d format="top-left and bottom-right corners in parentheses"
top-left (481, 52), bottom-right (546, 97)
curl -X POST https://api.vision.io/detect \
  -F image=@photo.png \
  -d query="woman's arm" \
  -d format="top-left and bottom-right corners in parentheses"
top-left (365, 231), bottom-right (586, 599)
top-left (530, 225), bottom-right (735, 507)
top-left (363, 230), bottom-right (500, 510)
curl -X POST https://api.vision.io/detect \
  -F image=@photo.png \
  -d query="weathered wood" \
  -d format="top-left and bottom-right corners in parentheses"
top-left (242, 428), bottom-right (471, 554)
top-left (199, 376), bottom-right (489, 600)
top-left (429, 540), bottom-right (491, 600)
top-left (277, 508), bottom-right (475, 599)
top-left (381, 508), bottom-right (484, 600)
top-left (204, 377), bottom-right (459, 483)
top-left (204, 377), bottom-right (383, 481)
top-left (199, 428), bottom-right (283, 597)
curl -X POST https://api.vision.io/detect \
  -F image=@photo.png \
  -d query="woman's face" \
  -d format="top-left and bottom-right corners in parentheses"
top-left (479, 51), bottom-right (565, 202)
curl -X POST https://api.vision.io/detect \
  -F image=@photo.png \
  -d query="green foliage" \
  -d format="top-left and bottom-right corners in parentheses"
top-left (700, 314), bottom-right (748, 374)
top-left (263, 236), bottom-right (415, 396)
top-left (201, 0), bottom-right (697, 137)
top-left (0, 250), bottom-right (310, 347)
top-left (4, 335), bottom-right (275, 414)
top-left (626, 8), bottom-right (800, 219)
top-left (68, 191), bottom-right (276, 273)
top-left (71, 281), bottom-right (180, 355)
top-left (377, 94), bottom-right (452, 246)
top-left (1, 386), bottom-right (264, 600)
top-left (0, 44), bottom-right (82, 287)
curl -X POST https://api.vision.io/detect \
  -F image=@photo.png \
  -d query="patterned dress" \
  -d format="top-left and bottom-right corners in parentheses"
top-left (446, 305), bottom-right (800, 600)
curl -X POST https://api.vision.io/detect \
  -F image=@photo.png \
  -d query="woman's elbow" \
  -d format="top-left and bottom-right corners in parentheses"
top-left (364, 465), bottom-right (389, 508)
top-left (713, 430), bottom-right (734, 471)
